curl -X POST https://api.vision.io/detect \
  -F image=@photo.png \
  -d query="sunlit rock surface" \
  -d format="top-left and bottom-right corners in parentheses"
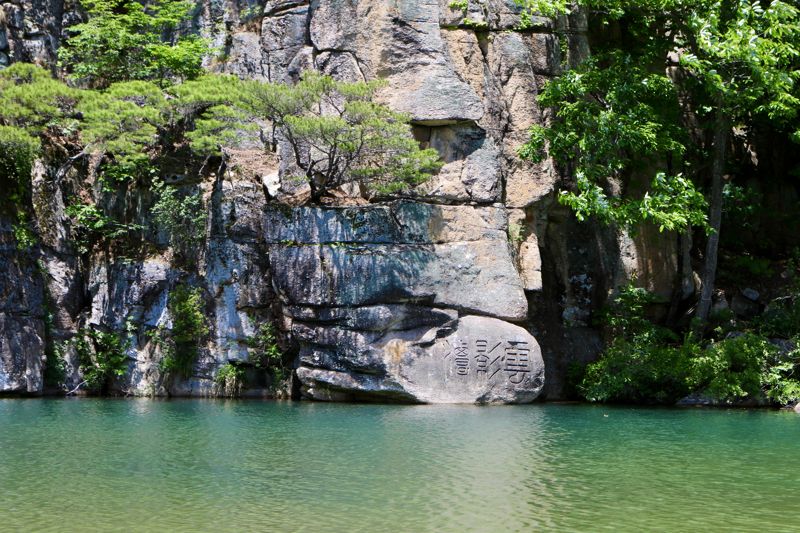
top-left (0, 0), bottom-right (681, 401)
top-left (297, 315), bottom-right (544, 403)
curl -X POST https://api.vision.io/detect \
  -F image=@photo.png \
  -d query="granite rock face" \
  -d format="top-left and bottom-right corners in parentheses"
top-left (0, 0), bottom-right (683, 402)
top-left (267, 202), bottom-right (539, 403)
top-left (0, 222), bottom-right (45, 394)
top-left (265, 202), bottom-right (527, 321)
top-left (297, 315), bottom-right (544, 403)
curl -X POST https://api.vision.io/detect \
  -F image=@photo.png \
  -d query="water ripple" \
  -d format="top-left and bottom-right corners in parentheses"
top-left (1, 400), bottom-right (798, 532)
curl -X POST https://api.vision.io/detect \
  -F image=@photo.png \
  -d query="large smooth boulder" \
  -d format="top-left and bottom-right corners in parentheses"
top-left (296, 315), bottom-right (545, 403)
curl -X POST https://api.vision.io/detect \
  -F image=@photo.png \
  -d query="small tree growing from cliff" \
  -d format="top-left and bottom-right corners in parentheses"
top-left (249, 71), bottom-right (442, 201)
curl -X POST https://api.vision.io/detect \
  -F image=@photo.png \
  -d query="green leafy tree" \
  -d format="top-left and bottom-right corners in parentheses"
top-left (580, 285), bottom-right (800, 405)
top-left (161, 284), bottom-right (208, 377)
top-left (65, 201), bottom-right (143, 253)
top-left (77, 80), bottom-right (169, 182)
top-left (74, 328), bottom-right (129, 393)
top-left (150, 178), bottom-right (207, 263)
top-left (0, 64), bottom-right (80, 248)
top-left (519, 55), bottom-right (708, 231)
top-left (249, 71), bottom-right (442, 200)
top-left (518, 0), bottom-right (800, 325)
top-left (58, 0), bottom-right (209, 88)
top-left (168, 74), bottom-right (255, 155)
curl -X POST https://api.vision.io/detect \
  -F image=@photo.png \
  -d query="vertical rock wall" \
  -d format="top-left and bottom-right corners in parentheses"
top-left (0, 0), bottom-right (681, 401)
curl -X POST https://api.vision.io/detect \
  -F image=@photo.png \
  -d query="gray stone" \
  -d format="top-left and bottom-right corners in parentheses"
top-left (416, 124), bottom-right (502, 203)
top-left (261, 6), bottom-right (309, 83)
top-left (265, 0), bottom-right (307, 16)
top-left (221, 31), bottom-right (268, 80)
top-left (297, 315), bottom-right (544, 403)
top-left (382, 68), bottom-right (484, 124)
top-left (741, 288), bottom-right (760, 302)
top-left (519, 236), bottom-right (543, 291)
top-left (266, 202), bottom-right (527, 320)
top-left (0, 313), bottom-right (44, 393)
top-left (0, 220), bottom-right (45, 393)
top-left (265, 201), bottom-right (508, 245)
top-left (309, 0), bottom-right (484, 123)
top-left (271, 240), bottom-right (526, 320)
top-left (286, 304), bottom-right (458, 332)
top-left (3, 4), bottom-right (24, 29)
top-left (731, 293), bottom-right (760, 319)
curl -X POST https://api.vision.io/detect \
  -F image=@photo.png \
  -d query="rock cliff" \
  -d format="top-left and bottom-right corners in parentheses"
top-left (0, 0), bottom-right (681, 401)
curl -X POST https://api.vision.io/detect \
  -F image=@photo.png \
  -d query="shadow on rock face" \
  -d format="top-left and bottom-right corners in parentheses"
top-left (266, 201), bottom-right (544, 403)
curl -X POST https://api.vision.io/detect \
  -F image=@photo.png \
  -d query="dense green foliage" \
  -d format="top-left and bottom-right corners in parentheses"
top-left (0, 127), bottom-right (40, 249)
top-left (247, 322), bottom-right (286, 382)
top-left (157, 284), bottom-right (208, 378)
top-left (214, 363), bottom-right (245, 397)
top-left (520, 0), bottom-right (800, 230)
top-left (580, 285), bottom-right (800, 405)
top-left (519, 56), bottom-right (709, 231)
top-left (249, 71), bottom-right (442, 199)
top-left (65, 201), bottom-right (143, 253)
top-left (150, 179), bottom-right (207, 263)
top-left (0, 126), bottom-right (39, 192)
top-left (58, 0), bottom-right (209, 88)
top-left (0, 66), bottom-right (71, 249)
top-left (74, 328), bottom-right (129, 392)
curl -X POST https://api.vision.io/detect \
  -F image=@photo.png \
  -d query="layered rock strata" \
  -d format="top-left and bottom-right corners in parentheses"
top-left (0, 0), bottom-right (681, 402)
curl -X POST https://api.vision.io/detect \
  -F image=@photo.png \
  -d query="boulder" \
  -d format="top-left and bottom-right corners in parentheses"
top-left (731, 291), bottom-right (760, 319)
top-left (296, 315), bottom-right (544, 403)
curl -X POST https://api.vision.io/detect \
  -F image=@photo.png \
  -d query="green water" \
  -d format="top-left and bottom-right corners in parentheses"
top-left (0, 400), bottom-right (798, 532)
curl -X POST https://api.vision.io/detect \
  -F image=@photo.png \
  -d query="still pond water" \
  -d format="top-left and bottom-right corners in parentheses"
top-left (0, 399), bottom-right (798, 532)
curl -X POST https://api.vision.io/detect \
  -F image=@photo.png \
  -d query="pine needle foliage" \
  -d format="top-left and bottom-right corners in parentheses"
top-left (249, 71), bottom-right (442, 199)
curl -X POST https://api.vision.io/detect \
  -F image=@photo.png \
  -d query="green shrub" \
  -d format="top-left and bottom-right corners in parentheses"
top-left (214, 362), bottom-right (245, 397)
top-left (0, 126), bottom-right (41, 250)
top-left (65, 201), bottom-right (143, 253)
top-left (44, 342), bottom-right (68, 388)
top-left (74, 328), bottom-right (129, 392)
top-left (0, 125), bottom-right (39, 191)
top-left (150, 179), bottom-right (207, 263)
top-left (600, 283), bottom-right (672, 342)
top-left (581, 335), bottom-right (702, 403)
top-left (158, 284), bottom-right (208, 377)
top-left (247, 322), bottom-right (286, 382)
top-left (756, 297), bottom-right (800, 339)
top-left (58, 0), bottom-right (209, 88)
top-left (582, 284), bottom-right (800, 405)
top-left (691, 333), bottom-right (799, 404)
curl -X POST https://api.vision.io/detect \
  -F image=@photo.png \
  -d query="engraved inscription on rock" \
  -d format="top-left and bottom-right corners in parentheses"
top-left (396, 315), bottom-right (545, 404)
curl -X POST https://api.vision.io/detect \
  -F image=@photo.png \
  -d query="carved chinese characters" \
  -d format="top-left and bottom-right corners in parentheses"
top-left (442, 337), bottom-right (535, 386)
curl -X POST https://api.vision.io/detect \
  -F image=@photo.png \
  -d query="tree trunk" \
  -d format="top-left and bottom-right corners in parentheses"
top-left (695, 106), bottom-right (729, 325)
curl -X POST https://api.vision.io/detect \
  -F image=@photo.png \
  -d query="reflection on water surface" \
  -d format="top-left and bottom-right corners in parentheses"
top-left (1, 399), bottom-right (798, 532)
